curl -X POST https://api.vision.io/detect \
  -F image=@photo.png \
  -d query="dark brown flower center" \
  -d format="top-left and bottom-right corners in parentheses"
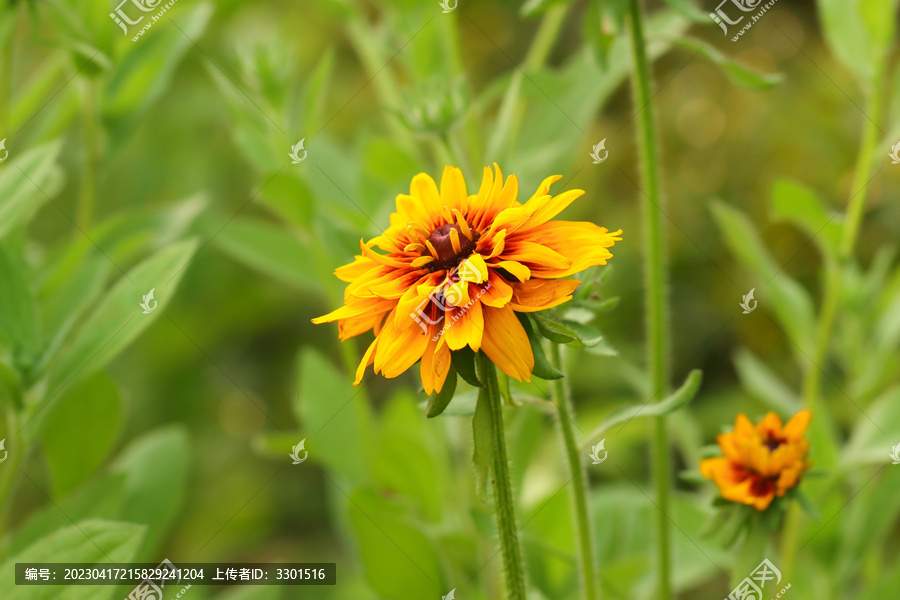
top-left (427, 223), bottom-right (476, 271)
top-left (764, 434), bottom-right (785, 451)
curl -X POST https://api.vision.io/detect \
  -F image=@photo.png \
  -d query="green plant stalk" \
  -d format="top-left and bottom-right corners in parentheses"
top-left (549, 343), bottom-right (598, 600)
top-left (731, 520), bottom-right (771, 589)
top-left (478, 353), bottom-right (527, 600)
top-left (628, 1), bottom-right (672, 598)
top-left (780, 64), bottom-right (884, 583)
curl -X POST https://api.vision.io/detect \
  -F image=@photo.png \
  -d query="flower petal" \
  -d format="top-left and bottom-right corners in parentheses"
top-left (481, 305), bottom-right (533, 381)
top-left (509, 279), bottom-right (581, 312)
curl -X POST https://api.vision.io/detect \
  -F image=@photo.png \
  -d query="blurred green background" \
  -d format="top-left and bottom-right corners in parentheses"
top-left (1, 0), bottom-right (899, 599)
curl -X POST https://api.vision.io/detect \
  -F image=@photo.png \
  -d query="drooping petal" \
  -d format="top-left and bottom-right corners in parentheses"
top-left (374, 312), bottom-right (432, 378)
top-left (443, 300), bottom-right (484, 352)
top-left (480, 305), bottom-right (533, 381)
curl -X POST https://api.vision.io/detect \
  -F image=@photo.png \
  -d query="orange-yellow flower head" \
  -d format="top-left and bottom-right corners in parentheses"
top-left (312, 164), bottom-right (622, 393)
top-left (700, 410), bottom-right (812, 511)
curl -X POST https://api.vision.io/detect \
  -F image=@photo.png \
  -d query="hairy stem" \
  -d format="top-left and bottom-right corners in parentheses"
top-left (549, 343), bottom-right (598, 600)
top-left (478, 353), bottom-right (526, 600)
top-left (628, 1), bottom-right (672, 598)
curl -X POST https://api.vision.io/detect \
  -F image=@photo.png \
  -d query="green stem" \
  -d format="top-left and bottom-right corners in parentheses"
top-left (549, 343), bottom-right (598, 600)
top-left (628, 1), bottom-right (672, 598)
top-left (780, 66), bottom-right (884, 584)
top-left (731, 521), bottom-right (771, 589)
top-left (478, 353), bottom-right (526, 600)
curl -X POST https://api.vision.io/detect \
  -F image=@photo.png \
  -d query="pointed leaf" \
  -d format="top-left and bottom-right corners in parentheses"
top-left (425, 365), bottom-right (457, 418)
top-left (451, 346), bottom-right (482, 387)
top-left (676, 38), bottom-right (782, 90)
top-left (518, 314), bottom-right (563, 380)
top-left (581, 369), bottom-right (703, 448)
top-left (532, 311), bottom-right (578, 343)
top-left (42, 239), bottom-right (198, 407)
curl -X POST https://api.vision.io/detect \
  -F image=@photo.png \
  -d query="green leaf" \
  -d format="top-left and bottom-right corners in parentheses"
top-left (110, 426), bottom-right (189, 557)
top-left (733, 348), bottom-right (800, 413)
top-left (42, 239), bottom-right (198, 405)
top-left (663, 0), bottom-right (710, 22)
top-left (816, 0), bottom-right (888, 83)
top-left (209, 216), bottom-right (322, 292)
top-left (42, 373), bottom-right (123, 497)
top-left (295, 348), bottom-right (367, 482)
top-left (710, 201), bottom-right (816, 357)
top-left (521, 0), bottom-right (571, 17)
top-left (676, 38), bottom-right (782, 90)
top-left (103, 3), bottom-right (213, 152)
top-left (770, 178), bottom-right (841, 258)
top-left (10, 474), bottom-right (127, 555)
top-left (581, 370), bottom-right (703, 449)
top-left (0, 520), bottom-right (145, 600)
top-left (423, 389), bottom-right (478, 417)
top-left (302, 48), bottom-right (336, 133)
top-left (860, 0), bottom-right (899, 53)
top-left (425, 365), bottom-right (457, 418)
top-left (344, 488), bottom-right (443, 599)
top-left (518, 314), bottom-right (563, 380)
top-left (373, 392), bottom-right (447, 522)
top-left (472, 390), bottom-right (493, 503)
top-left (451, 346), bottom-right (482, 387)
top-left (842, 386), bottom-right (900, 466)
top-left (0, 140), bottom-right (64, 239)
top-left (793, 489), bottom-right (822, 520)
top-left (0, 244), bottom-right (41, 367)
top-left (36, 256), bottom-right (110, 375)
top-left (532, 312), bottom-right (578, 343)
top-left (256, 172), bottom-right (315, 230)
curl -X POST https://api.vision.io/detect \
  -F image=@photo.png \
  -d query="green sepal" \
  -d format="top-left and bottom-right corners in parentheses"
top-left (425, 365), bottom-right (457, 418)
top-left (517, 314), bottom-right (563, 380)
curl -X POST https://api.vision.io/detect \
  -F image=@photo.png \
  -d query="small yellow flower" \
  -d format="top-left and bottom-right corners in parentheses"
top-left (312, 164), bottom-right (622, 393)
top-left (701, 410), bottom-right (812, 511)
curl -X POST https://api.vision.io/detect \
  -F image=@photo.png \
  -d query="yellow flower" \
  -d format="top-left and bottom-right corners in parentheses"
top-left (700, 410), bottom-right (812, 511)
top-left (312, 164), bottom-right (622, 393)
